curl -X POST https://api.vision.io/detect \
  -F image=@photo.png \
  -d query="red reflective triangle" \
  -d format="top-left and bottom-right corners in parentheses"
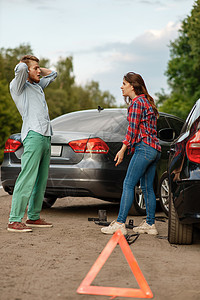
top-left (77, 229), bottom-right (153, 298)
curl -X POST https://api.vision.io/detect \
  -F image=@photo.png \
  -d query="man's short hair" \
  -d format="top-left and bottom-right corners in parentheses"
top-left (21, 55), bottom-right (39, 66)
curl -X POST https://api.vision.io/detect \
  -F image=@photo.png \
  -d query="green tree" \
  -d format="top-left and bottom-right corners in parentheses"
top-left (46, 56), bottom-right (75, 118)
top-left (70, 81), bottom-right (116, 113)
top-left (46, 88), bottom-right (69, 119)
top-left (72, 85), bottom-right (94, 111)
top-left (85, 81), bottom-right (116, 108)
top-left (157, 0), bottom-right (200, 119)
top-left (47, 59), bottom-right (117, 119)
top-left (0, 44), bottom-right (33, 83)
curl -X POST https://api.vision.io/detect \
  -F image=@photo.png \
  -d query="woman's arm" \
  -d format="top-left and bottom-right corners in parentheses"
top-left (123, 100), bottom-right (142, 147)
top-left (114, 143), bottom-right (127, 166)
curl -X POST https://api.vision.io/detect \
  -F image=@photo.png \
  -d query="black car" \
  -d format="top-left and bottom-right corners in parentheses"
top-left (168, 99), bottom-right (200, 244)
top-left (1, 108), bottom-right (184, 215)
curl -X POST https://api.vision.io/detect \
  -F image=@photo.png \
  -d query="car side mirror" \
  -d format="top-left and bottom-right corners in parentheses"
top-left (158, 128), bottom-right (176, 142)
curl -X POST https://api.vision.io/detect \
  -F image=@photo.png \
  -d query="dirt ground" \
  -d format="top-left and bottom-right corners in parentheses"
top-left (0, 188), bottom-right (200, 300)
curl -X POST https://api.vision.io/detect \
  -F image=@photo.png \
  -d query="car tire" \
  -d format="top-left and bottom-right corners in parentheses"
top-left (168, 191), bottom-right (193, 244)
top-left (42, 197), bottom-right (57, 209)
top-left (128, 185), bottom-right (146, 216)
top-left (159, 172), bottom-right (169, 216)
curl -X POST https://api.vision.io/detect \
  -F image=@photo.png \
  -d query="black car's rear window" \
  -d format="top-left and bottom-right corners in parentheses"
top-left (51, 109), bottom-right (128, 134)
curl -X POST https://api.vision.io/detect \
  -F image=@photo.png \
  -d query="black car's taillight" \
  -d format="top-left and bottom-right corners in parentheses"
top-left (4, 139), bottom-right (22, 153)
top-left (186, 131), bottom-right (200, 163)
top-left (69, 138), bottom-right (109, 154)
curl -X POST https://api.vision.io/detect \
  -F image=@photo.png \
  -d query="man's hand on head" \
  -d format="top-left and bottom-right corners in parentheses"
top-left (40, 68), bottom-right (52, 77)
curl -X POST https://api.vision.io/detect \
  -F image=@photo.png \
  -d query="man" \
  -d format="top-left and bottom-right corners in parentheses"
top-left (7, 55), bottom-right (57, 232)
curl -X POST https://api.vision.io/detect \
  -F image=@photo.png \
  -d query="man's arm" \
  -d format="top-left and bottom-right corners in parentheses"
top-left (10, 63), bottom-right (28, 95)
top-left (39, 69), bottom-right (57, 89)
top-left (40, 68), bottom-right (52, 77)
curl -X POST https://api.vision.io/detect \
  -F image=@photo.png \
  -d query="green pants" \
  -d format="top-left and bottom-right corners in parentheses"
top-left (9, 131), bottom-right (51, 222)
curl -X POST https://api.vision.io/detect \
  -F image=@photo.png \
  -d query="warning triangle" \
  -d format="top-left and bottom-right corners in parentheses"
top-left (77, 229), bottom-right (153, 298)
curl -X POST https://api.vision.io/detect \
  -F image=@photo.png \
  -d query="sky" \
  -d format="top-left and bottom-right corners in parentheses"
top-left (0, 0), bottom-right (195, 105)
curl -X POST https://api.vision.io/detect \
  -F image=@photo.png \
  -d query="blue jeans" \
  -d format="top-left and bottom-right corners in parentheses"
top-left (117, 141), bottom-right (161, 225)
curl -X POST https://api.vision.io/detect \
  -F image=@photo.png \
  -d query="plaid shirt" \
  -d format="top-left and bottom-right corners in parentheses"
top-left (123, 94), bottom-right (161, 153)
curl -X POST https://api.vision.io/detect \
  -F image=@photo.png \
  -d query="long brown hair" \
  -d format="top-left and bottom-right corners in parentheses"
top-left (124, 72), bottom-right (159, 117)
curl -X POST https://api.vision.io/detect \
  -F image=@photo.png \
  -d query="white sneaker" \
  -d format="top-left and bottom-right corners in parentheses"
top-left (133, 220), bottom-right (158, 235)
top-left (101, 220), bottom-right (127, 235)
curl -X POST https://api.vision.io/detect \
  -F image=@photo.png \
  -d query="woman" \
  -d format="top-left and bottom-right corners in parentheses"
top-left (101, 72), bottom-right (161, 235)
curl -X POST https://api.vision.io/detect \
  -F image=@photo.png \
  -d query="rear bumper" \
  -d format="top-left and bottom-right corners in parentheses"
top-left (1, 162), bottom-right (124, 201)
top-left (174, 181), bottom-right (200, 224)
top-left (47, 163), bottom-right (124, 200)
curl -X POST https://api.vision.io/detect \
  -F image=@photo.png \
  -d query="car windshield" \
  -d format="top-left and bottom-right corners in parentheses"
top-left (51, 109), bottom-right (128, 134)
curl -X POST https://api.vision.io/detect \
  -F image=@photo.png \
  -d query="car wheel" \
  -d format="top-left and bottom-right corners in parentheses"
top-left (42, 197), bottom-right (57, 209)
top-left (168, 191), bottom-right (193, 244)
top-left (129, 185), bottom-right (146, 216)
top-left (159, 172), bottom-right (169, 216)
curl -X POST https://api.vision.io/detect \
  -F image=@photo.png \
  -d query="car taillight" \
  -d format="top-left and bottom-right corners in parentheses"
top-left (186, 131), bottom-right (200, 163)
top-left (4, 139), bottom-right (22, 153)
top-left (69, 138), bottom-right (109, 154)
